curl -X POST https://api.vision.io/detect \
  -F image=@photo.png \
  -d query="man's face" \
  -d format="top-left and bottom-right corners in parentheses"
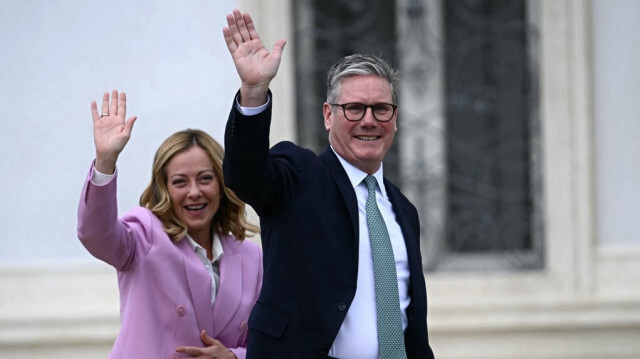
top-left (323, 75), bottom-right (397, 174)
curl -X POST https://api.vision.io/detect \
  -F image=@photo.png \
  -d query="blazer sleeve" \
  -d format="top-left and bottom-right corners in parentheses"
top-left (223, 91), bottom-right (276, 213)
top-left (77, 163), bottom-right (153, 270)
top-left (229, 347), bottom-right (246, 359)
top-left (223, 92), bottom-right (317, 217)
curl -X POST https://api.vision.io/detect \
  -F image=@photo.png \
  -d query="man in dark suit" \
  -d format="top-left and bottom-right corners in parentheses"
top-left (222, 9), bottom-right (435, 359)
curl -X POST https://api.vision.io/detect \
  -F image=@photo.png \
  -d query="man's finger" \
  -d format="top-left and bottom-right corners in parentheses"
top-left (228, 13), bottom-right (245, 47)
top-left (233, 10), bottom-right (250, 41)
top-left (272, 39), bottom-right (287, 57)
top-left (223, 27), bottom-right (238, 53)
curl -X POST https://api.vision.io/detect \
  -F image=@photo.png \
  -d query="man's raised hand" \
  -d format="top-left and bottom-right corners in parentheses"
top-left (222, 9), bottom-right (286, 107)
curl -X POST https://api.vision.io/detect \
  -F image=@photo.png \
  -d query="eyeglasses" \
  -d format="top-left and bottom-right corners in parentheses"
top-left (330, 102), bottom-right (397, 122)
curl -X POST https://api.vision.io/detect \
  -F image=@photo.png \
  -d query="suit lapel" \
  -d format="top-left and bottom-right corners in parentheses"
top-left (176, 238), bottom-right (214, 334)
top-left (210, 235), bottom-right (243, 338)
top-left (319, 147), bottom-right (359, 238)
top-left (384, 180), bottom-right (423, 288)
top-left (319, 147), bottom-right (361, 289)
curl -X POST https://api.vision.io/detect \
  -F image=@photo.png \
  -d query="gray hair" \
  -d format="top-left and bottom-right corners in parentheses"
top-left (326, 54), bottom-right (400, 104)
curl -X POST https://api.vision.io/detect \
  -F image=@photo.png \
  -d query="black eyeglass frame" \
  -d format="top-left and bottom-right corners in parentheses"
top-left (329, 102), bottom-right (398, 122)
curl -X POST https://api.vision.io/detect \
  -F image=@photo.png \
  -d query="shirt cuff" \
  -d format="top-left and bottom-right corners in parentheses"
top-left (91, 165), bottom-right (115, 186)
top-left (235, 94), bottom-right (271, 116)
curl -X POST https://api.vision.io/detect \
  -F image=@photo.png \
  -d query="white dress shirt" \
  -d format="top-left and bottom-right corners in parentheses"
top-left (328, 149), bottom-right (410, 359)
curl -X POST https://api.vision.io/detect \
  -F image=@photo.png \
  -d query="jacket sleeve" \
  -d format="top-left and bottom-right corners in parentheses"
top-left (223, 91), bottom-right (318, 218)
top-left (76, 163), bottom-right (153, 270)
top-left (223, 91), bottom-right (276, 214)
top-left (228, 347), bottom-right (246, 359)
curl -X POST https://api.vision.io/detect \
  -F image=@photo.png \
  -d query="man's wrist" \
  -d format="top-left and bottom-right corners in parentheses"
top-left (239, 83), bottom-right (270, 107)
top-left (236, 94), bottom-right (270, 116)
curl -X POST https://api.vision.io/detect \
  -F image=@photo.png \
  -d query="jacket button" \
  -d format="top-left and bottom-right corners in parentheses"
top-left (337, 302), bottom-right (347, 311)
top-left (176, 305), bottom-right (186, 316)
top-left (239, 320), bottom-right (248, 331)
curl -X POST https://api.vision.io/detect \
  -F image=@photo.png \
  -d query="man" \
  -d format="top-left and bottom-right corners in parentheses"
top-left (222, 9), bottom-right (435, 359)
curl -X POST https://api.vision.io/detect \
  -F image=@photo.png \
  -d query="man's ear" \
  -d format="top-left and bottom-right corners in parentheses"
top-left (323, 102), bottom-right (333, 131)
top-left (394, 113), bottom-right (398, 132)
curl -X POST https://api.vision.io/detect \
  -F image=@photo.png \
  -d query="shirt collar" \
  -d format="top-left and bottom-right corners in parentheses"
top-left (330, 146), bottom-right (387, 197)
top-left (185, 232), bottom-right (224, 263)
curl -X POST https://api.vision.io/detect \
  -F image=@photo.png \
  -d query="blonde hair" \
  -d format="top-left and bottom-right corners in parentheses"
top-left (139, 129), bottom-right (259, 241)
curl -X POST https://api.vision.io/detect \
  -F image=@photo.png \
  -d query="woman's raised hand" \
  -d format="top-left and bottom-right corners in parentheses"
top-left (90, 89), bottom-right (137, 174)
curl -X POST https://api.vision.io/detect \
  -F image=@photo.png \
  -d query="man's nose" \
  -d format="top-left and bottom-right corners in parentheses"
top-left (360, 106), bottom-right (376, 125)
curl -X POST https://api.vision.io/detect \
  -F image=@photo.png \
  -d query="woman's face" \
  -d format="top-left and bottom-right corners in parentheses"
top-left (166, 146), bottom-right (221, 241)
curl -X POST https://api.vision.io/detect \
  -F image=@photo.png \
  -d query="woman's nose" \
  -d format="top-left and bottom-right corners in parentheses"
top-left (187, 184), bottom-right (202, 198)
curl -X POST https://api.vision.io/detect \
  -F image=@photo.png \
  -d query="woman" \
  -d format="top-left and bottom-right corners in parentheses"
top-left (77, 90), bottom-right (261, 359)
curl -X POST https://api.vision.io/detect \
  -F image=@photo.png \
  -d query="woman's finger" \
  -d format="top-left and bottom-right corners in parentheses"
top-left (101, 92), bottom-right (110, 117)
top-left (200, 329), bottom-right (217, 346)
top-left (91, 101), bottom-right (99, 121)
top-left (109, 89), bottom-right (118, 117)
top-left (117, 91), bottom-right (127, 117)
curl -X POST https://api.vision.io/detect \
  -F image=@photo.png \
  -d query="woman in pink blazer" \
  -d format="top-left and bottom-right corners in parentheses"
top-left (77, 90), bottom-right (262, 359)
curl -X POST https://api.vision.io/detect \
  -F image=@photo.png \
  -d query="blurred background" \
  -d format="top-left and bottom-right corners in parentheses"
top-left (0, 0), bottom-right (638, 358)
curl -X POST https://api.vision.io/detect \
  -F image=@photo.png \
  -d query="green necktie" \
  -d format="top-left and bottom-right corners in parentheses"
top-left (363, 175), bottom-right (407, 359)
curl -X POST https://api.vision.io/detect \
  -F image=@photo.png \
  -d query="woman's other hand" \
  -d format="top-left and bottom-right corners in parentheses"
top-left (175, 329), bottom-right (238, 359)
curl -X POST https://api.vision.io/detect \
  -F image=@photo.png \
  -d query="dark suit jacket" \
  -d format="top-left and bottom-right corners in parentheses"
top-left (223, 93), bottom-right (435, 359)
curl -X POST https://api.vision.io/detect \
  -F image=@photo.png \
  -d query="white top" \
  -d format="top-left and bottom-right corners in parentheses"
top-left (185, 233), bottom-right (224, 305)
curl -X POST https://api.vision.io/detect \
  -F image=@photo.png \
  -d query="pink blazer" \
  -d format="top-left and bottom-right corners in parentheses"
top-left (77, 166), bottom-right (262, 359)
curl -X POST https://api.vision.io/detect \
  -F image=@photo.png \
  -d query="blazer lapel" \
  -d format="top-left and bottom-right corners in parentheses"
top-left (176, 238), bottom-right (214, 334)
top-left (319, 147), bottom-right (361, 289)
top-left (210, 235), bottom-right (243, 338)
top-left (384, 180), bottom-right (423, 283)
top-left (319, 147), bottom-right (359, 238)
